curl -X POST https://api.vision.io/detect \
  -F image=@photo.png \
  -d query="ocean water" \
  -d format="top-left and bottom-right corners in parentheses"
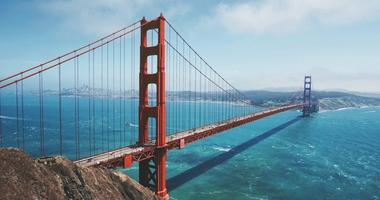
top-left (0, 94), bottom-right (255, 159)
top-left (1, 94), bottom-right (379, 199)
top-left (123, 107), bottom-right (380, 200)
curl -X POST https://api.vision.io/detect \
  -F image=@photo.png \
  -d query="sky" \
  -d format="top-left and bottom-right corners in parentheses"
top-left (1, 0), bottom-right (380, 93)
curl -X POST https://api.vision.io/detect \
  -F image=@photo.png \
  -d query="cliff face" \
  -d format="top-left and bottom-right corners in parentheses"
top-left (0, 148), bottom-right (161, 200)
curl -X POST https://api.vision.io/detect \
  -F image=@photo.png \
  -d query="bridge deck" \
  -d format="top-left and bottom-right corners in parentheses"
top-left (74, 146), bottom-right (145, 167)
top-left (74, 104), bottom-right (303, 168)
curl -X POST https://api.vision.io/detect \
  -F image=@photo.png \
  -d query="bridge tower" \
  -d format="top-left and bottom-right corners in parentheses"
top-left (303, 76), bottom-right (312, 117)
top-left (139, 15), bottom-right (168, 199)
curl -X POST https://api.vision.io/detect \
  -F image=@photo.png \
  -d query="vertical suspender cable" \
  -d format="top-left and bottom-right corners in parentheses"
top-left (16, 82), bottom-right (19, 148)
top-left (167, 29), bottom-right (171, 133)
top-left (194, 54), bottom-right (197, 127)
top-left (77, 55), bottom-right (80, 158)
top-left (92, 48), bottom-right (96, 153)
top-left (123, 35), bottom-right (126, 146)
top-left (39, 67), bottom-right (44, 156)
top-left (130, 29), bottom-right (134, 144)
top-left (133, 27), bottom-right (137, 143)
top-left (118, 38), bottom-right (122, 147)
top-left (177, 32), bottom-right (182, 132)
top-left (74, 55), bottom-right (77, 159)
top-left (113, 39), bottom-right (116, 149)
top-left (132, 27), bottom-right (136, 144)
top-left (195, 54), bottom-right (197, 127)
top-left (0, 90), bottom-right (2, 147)
top-left (74, 54), bottom-right (80, 159)
top-left (119, 37), bottom-right (122, 147)
top-left (107, 42), bottom-right (110, 151)
top-left (188, 47), bottom-right (191, 130)
top-left (21, 77), bottom-right (24, 150)
top-left (167, 29), bottom-right (171, 134)
top-left (202, 61), bottom-right (205, 126)
top-left (199, 59), bottom-right (202, 126)
top-left (74, 55), bottom-right (79, 159)
top-left (59, 59), bottom-right (63, 155)
top-left (78, 56), bottom-right (81, 158)
top-left (222, 82), bottom-right (224, 121)
top-left (123, 36), bottom-right (127, 146)
top-left (88, 48), bottom-right (91, 155)
top-left (101, 44), bottom-right (104, 152)
top-left (182, 39), bottom-right (185, 129)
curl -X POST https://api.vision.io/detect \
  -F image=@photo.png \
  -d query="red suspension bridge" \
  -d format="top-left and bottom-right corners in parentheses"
top-left (0, 14), bottom-right (318, 199)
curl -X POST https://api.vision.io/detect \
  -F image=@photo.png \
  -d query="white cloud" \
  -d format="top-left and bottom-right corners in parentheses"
top-left (210, 0), bottom-right (380, 34)
top-left (39, 0), bottom-right (190, 36)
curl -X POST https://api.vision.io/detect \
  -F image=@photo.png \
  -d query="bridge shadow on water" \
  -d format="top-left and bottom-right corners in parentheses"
top-left (167, 116), bottom-right (302, 191)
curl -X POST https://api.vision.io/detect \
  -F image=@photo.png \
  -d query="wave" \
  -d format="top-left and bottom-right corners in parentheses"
top-left (271, 144), bottom-right (291, 150)
top-left (320, 106), bottom-right (370, 113)
top-left (363, 110), bottom-right (376, 113)
top-left (336, 107), bottom-right (356, 111)
top-left (332, 164), bottom-right (358, 181)
top-left (0, 115), bottom-right (18, 120)
top-left (213, 146), bottom-right (231, 152)
top-left (125, 122), bottom-right (138, 128)
top-left (322, 106), bottom-right (380, 113)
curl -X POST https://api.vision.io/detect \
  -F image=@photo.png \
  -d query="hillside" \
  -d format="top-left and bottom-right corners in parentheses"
top-left (243, 90), bottom-right (380, 110)
top-left (0, 148), bottom-right (161, 200)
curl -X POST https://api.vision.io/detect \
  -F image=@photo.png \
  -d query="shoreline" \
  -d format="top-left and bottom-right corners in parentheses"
top-left (319, 105), bottom-right (380, 113)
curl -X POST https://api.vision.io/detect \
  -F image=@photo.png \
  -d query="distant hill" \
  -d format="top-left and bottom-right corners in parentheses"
top-left (7, 86), bottom-right (380, 111)
top-left (243, 90), bottom-right (380, 110)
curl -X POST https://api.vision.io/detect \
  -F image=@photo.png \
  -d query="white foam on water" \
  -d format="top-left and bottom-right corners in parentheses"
top-left (336, 107), bottom-right (356, 111)
top-left (271, 144), bottom-right (291, 150)
top-left (213, 146), bottom-right (231, 152)
top-left (124, 122), bottom-right (138, 128)
top-left (0, 115), bottom-right (18, 120)
top-left (333, 106), bottom-right (380, 112)
top-left (333, 163), bottom-right (358, 182)
top-left (363, 110), bottom-right (376, 113)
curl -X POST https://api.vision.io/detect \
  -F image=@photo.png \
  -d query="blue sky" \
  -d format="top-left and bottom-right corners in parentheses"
top-left (1, 0), bottom-right (380, 92)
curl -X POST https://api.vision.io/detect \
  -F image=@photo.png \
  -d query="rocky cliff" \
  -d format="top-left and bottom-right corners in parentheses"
top-left (0, 148), bottom-right (161, 200)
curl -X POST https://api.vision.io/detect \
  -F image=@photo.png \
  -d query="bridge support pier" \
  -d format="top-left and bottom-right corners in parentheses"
top-left (138, 15), bottom-right (168, 199)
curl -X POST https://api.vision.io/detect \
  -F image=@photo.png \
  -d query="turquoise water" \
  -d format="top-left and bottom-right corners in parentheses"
top-left (0, 94), bottom-right (254, 159)
top-left (1, 94), bottom-right (380, 199)
top-left (122, 107), bottom-right (380, 200)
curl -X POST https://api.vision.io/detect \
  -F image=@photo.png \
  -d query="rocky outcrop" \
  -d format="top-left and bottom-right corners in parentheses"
top-left (0, 148), bottom-right (161, 200)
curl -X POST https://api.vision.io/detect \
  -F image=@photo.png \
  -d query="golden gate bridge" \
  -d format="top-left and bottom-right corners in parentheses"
top-left (0, 14), bottom-right (318, 199)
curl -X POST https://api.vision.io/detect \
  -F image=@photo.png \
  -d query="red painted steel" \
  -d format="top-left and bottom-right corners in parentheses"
top-left (0, 12), bottom-right (314, 199)
top-left (303, 76), bottom-right (312, 116)
top-left (166, 104), bottom-right (303, 150)
top-left (137, 15), bottom-right (168, 199)
top-left (75, 104), bottom-right (303, 198)
top-left (123, 155), bottom-right (133, 168)
top-left (80, 104), bottom-right (303, 168)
